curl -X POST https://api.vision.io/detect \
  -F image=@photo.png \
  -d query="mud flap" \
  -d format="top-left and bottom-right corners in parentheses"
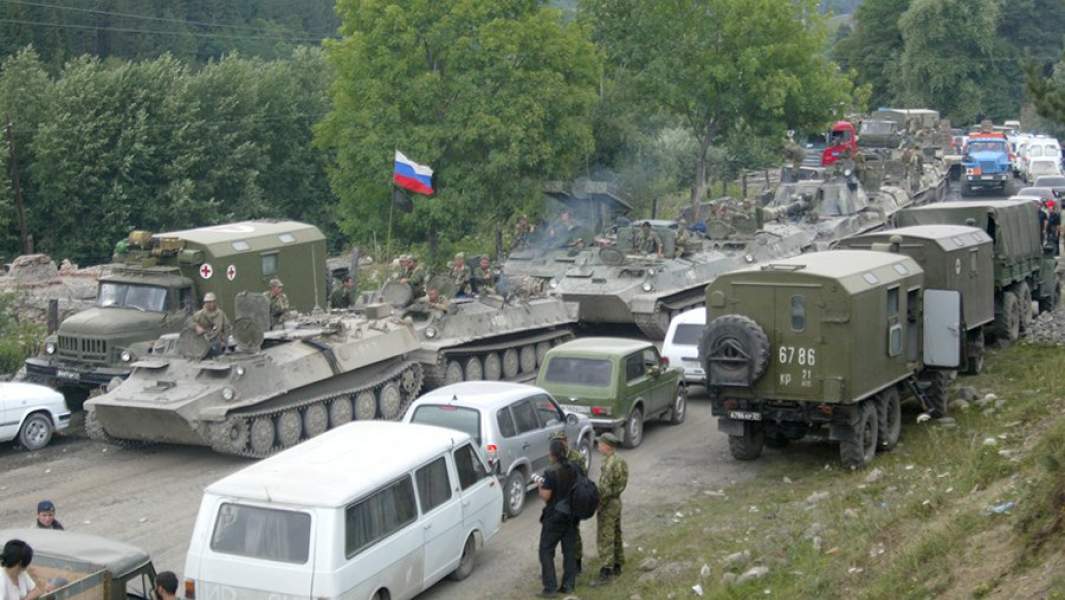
top-left (829, 404), bottom-right (860, 442)
top-left (717, 418), bottom-right (745, 436)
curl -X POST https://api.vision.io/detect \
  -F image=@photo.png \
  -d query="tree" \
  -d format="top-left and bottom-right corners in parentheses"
top-left (832, 0), bottom-right (911, 109)
top-left (317, 0), bottom-right (601, 265)
top-left (1026, 61), bottom-right (1065, 126)
top-left (581, 0), bottom-right (855, 211)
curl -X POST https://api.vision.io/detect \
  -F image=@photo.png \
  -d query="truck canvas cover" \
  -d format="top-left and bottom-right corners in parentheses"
top-left (894, 200), bottom-right (1041, 263)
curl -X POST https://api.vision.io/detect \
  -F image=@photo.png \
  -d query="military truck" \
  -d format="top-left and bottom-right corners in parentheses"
top-left (85, 296), bottom-right (421, 457)
top-left (837, 225), bottom-right (995, 374)
top-left (700, 249), bottom-right (970, 468)
top-left (893, 199), bottom-right (1060, 341)
top-left (0, 528), bottom-right (158, 599)
top-left (25, 220), bottom-right (328, 392)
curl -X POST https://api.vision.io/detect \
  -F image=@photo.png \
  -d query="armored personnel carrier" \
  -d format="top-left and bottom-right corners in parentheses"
top-left (381, 279), bottom-right (579, 388)
top-left (84, 296), bottom-right (422, 457)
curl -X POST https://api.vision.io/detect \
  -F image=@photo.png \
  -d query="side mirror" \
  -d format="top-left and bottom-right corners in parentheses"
top-left (566, 413), bottom-right (578, 426)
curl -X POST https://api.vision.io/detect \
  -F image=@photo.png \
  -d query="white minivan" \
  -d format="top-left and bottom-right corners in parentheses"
top-left (183, 421), bottom-right (503, 600)
top-left (661, 307), bottom-right (707, 384)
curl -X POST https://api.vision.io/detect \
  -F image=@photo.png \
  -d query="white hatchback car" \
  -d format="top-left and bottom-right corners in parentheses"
top-left (0, 382), bottom-right (70, 450)
top-left (662, 307), bottom-right (706, 384)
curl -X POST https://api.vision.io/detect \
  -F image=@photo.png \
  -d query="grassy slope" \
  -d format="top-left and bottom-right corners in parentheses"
top-left (578, 344), bottom-right (1065, 599)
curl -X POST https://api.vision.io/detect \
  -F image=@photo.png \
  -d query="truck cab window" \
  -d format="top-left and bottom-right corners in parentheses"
top-left (790, 295), bottom-right (806, 331)
top-left (262, 253), bottom-right (279, 276)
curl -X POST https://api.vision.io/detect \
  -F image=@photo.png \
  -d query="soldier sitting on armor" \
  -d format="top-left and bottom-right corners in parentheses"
top-left (192, 292), bottom-right (231, 357)
top-left (392, 254), bottom-right (427, 299)
top-left (408, 286), bottom-right (450, 315)
top-left (511, 215), bottom-right (533, 251)
top-left (632, 221), bottom-right (663, 257)
top-left (330, 275), bottom-right (355, 309)
top-left (264, 278), bottom-right (289, 329)
top-left (472, 256), bottom-right (498, 295)
top-left (674, 218), bottom-right (694, 257)
top-left (450, 253), bottom-right (472, 297)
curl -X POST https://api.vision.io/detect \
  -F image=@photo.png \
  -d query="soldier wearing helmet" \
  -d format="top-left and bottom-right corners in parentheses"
top-left (264, 278), bottom-right (290, 328)
top-left (191, 292), bottom-right (231, 356)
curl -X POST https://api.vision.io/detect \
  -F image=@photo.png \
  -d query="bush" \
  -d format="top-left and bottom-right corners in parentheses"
top-left (0, 293), bottom-right (44, 375)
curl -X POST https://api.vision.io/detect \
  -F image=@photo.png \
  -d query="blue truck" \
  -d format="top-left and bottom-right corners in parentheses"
top-left (961, 135), bottom-right (1011, 196)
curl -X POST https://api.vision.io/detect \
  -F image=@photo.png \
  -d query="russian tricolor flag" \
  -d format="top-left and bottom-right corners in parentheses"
top-left (393, 150), bottom-right (435, 196)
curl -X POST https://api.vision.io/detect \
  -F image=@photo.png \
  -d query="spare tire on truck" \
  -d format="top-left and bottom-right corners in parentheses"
top-left (699, 314), bottom-right (770, 388)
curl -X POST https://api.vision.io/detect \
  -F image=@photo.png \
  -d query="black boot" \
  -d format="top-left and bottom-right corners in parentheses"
top-left (588, 567), bottom-right (614, 587)
top-left (613, 563), bottom-right (623, 576)
top-left (576, 558), bottom-right (582, 575)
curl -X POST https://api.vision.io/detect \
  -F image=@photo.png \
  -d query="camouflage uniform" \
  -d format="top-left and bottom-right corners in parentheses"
top-left (329, 285), bottom-right (354, 309)
top-left (450, 263), bottom-right (472, 296)
top-left (265, 291), bottom-right (290, 328)
top-left (674, 221), bottom-right (691, 257)
top-left (191, 307), bottom-right (231, 343)
top-left (596, 450), bottom-right (628, 573)
top-left (472, 265), bottom-right (496, 295)
top-left (512, 220), bottom-right (532, 251)
top-left (633, 227), bottom-right (663, 256)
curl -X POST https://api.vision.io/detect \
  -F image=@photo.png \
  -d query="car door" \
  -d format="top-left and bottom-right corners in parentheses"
top-left (0, 392), bottom-right (18, 441)
top-left (453, 442), bottom-right (503, 540)
top-left (622, 352), bottom-right (652, 419)
top-left (416, 455), bottom-right (465, 587)
top-left (532, 393), bottom-right (567, 448)
top-left (509, 398), bottom-right (549, 475)
top-left (641, 347), bottom-right (671, 413)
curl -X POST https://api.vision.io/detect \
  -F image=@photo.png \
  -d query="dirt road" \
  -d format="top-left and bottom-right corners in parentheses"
top-left (0, 391), bottom-right (751, 599)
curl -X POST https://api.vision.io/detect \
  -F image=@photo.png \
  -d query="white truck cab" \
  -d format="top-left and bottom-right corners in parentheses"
top-left (183, 421), bottom-right (502, 600)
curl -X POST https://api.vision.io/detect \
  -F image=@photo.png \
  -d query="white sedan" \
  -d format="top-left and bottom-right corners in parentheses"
top-left (0, 383), bottom-right (71, 450)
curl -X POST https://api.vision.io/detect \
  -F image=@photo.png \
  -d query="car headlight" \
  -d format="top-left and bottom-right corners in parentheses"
top-left (234, 366), bottom-right (246, 378)
top-left (120, 350), bottom-right (132, 362)
top-left (425, 326), bottom-right (438, 339)
top-left (641, 281), bottom-right (654, 292)
top-left (45, 342), bottom-right (56, 355)
top-left (647, 268), bottom-right (656, 276)
top-left (549, 278), bottom-right (559, 289)
top-left (222, 387), bottom-right (236, 401)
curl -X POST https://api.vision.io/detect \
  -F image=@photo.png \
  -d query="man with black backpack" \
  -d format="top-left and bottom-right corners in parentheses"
top-left (551, 431), bottom-right (588, 573)
top-left (536, 438), bottom-right (580, 597)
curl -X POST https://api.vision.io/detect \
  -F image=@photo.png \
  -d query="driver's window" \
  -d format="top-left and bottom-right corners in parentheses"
top-left (642, 348), bottom-right (659, 371)
top-left (179, 287), bottom-right (194, 313)
top-left (531, 394), bottom-right (562, 428)
top-left (123, 571), bottom-right (152, 599)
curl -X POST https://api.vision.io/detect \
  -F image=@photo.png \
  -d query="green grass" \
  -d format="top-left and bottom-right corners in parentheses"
top-left (574, 344), bottom-right (1065, 599)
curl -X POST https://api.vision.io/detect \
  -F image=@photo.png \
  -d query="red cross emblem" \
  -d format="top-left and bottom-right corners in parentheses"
top-left (199, 263), bottom-right (214, 279)
top-left (226, 265), bottom-right (237, 281)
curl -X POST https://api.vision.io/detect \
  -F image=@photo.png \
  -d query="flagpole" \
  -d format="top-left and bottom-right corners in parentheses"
top-left (387, 185), bottom-right (395, 264)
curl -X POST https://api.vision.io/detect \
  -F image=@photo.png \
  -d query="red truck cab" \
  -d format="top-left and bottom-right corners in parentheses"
top-left (821, 121), bottom-right (858, 167)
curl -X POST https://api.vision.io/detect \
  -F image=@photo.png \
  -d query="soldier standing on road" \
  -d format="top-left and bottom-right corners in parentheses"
top-left (633, 221), bottom-right (663, 257)
top-left (450, 253), bottom-right (472, 297)
top-left (265, 279), bottom-right (290, 328)
top-left (330, 275), bottom-right (355, 309)
top-left (591, 432), bottom-right (628, 587)
top-left (192, 292), bottom-right (231, 357)
top-left (34, 500), bottom-right (63, 530)
top-left (551, 431), bottom-right (587, 574)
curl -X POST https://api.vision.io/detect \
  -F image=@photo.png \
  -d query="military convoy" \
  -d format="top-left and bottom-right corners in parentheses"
top-left (84, 297), bottom-right (423, 457)
top-left (25, 221), bottom-right (327, 392)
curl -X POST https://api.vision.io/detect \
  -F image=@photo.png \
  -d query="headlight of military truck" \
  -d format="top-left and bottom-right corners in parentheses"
top-left (120, 350), bottom-right (133, 362)
top-left (641, 281), bottom-right (654, 292)
top-left (549, 278), bottom-right (559, 289)
top-left (44, 341), bottom-right (56, 355)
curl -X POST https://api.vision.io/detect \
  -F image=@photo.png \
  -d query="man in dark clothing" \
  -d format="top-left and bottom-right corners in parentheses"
top-left (35, 500), bottom-right (63, 530)
top-left (537, 439), bottom-right (579, 597)
top-left (1047, 201), bottom-right (1061, 256)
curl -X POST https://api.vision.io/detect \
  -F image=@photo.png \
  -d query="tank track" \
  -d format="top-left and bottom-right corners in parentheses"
top-left (422, 331), bottom-right (575, 390)
top-left (202, 361), bottom-right (424, 459)
top-left (85, 403), bottom-right (156, 450)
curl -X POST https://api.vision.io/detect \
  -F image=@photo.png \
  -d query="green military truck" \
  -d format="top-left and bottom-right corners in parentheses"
top-left (700, 248), bottom-right (977, 468)
top-left (25, 220), bottom-right (327, 391)
top-left (837, 225), bottom-right (995, 374)
top-left (892, 199), bottom-right (1060, 341)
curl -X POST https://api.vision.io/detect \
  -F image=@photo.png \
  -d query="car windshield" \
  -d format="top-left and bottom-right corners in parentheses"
top-left (544, 356), bottom-right (613, 387)
top-left (1031, 161), bottom-right (1059, 174)
top-left (968, 141), bottom-right (1005, 153)
top-left (1036, 177), bottom-right (1065, 188)
top-left (210, 503), bottom-right (311, 564)
top-left (96, 282), bottom-right (168, 312)
top-left (671, 324), bottom-right (703, 346)
top-left (1018, 188), bottom-right (1053, 198)
top-left (411, 405), bottom-right (481, 444)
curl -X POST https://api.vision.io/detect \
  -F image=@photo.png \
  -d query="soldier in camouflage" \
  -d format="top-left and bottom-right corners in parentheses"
top-left (633, 221), bottom-right (663, 257)
top-left (674, 218), bottom-right (692, 257)
top-left (450, 253), bottom-right (472, 297)
top-left (591, 432), bottom-right (628, 587)
top-left (393, 255), bottom-right (427, 299)
top-left (265, 278), bottom-right (290, 329)
top-left (472, 256), bottom-right (497, 295)
top-left (409, 286), bottom-right (449, 314)
top-left (551, 430), bottom-right (587, 573)
top-left (191, 292), bottom-right (231, 357)
top-left (330, 275), bottom-right (355, 309)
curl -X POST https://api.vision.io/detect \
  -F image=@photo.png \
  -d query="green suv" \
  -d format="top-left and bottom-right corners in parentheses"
top-left (536, 338), bottom-right (687, 448)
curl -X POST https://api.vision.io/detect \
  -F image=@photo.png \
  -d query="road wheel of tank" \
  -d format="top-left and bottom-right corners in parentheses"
top-left (378, 382), bottom-right (404, 420)
top-left (877, 387), bottom-right (902, 452)
top-left (502, 348), bottom-right (520, 379)
top-left (964, 329), bottom-right (985, 375)
top-left (519, 345), bottom-right (536, 374)
top-left (249, 417), bottom-right (276, 455)
top-left (483, 353), bottom-right (502, 381)
top-left (445, 360), bottom-right (465, 384)
top-left (329, 397), bottom-right (353, 427)
top-left (1018, 282), bottom-right (1034, 333)
top-left (303, 404), bottom-right (329, 438)
top-left (464, 356), bottom-right (484, 381)
top-left (208, 417), bottom-right (250, 455)
top-left (622, 406), bottom-right (644, 449)
top-left (728, 422), bottom-right (764, 461)
top-left (400, 365), bottom-right (424, 395)
top-left (277, 411), bottom-right (302, 448)
top-left (1002, 290), bottom-right (1022, 342)
top-left (923, 370), bottom-right (950, 418)
top-left (840, 401), bottom-right (878, 469)
top-left (535, 342), bottom-right (551, 366)
top-left (355, 390), bottom-right (377, 420)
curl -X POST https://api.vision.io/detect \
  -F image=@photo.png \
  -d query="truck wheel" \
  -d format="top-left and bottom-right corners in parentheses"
top-left (1017, 282), bottom-right (1034, 333)
top-left (18, 413), bottom-right (53, 451)
top-left (1002, 291), bottom-right (1021, 342)
top-left (876, 388), bottom-right (901, 452)
top-left (728, 422), bottom-right (764, 461)
top-left (840, 401), bottom-right (878, 469)
top-left (668, 385), bottom-right (687, 425)
top-left (922, 370), bottom-right (950, 418)
top-left (700, 314), bottom-right (771, 386)
top-left (623, 407), bottom-right (644, 448)
top-left (964, 329), bottom-right (985, 375)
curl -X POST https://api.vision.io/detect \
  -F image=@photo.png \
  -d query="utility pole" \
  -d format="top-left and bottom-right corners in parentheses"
top-left (4, 114), bottom-right (30, 255)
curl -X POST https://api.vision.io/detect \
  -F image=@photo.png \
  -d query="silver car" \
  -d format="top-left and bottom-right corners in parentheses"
top-left (403, 381), bottom-right (595, 518)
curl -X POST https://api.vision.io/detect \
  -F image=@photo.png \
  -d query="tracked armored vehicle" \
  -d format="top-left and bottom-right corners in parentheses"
top-left (382, 279), bottom-right (579, 389)
top-left (84, 296), bottom-right (422, 457)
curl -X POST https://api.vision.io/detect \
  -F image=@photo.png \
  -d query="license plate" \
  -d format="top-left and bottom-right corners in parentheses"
top-left (729, 410), bottom-right (761, 421)
top-left (562, 404), bottom-right (590, 415)
top-left (56, 369), bottom-right (79, 381)
top-left (981, 175), bottom-right (994, 180)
